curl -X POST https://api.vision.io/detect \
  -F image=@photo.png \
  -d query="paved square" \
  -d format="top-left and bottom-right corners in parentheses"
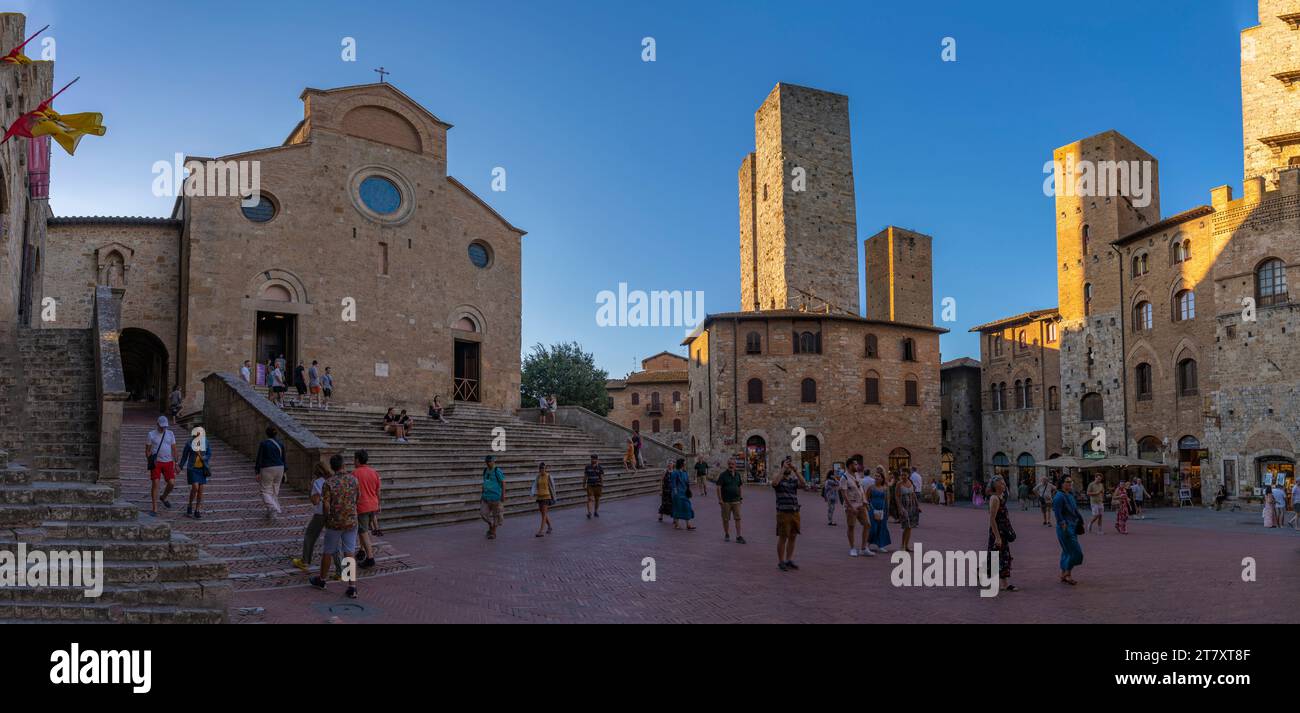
top-left (232, 487), bottom-right (1300, 624)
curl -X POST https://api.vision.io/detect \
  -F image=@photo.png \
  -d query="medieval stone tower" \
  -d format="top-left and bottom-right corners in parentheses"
top-left (863, 226), bottom-right (933, 325)
top-left (739, 83), bottom-right (859, 315)
top-left (1241, 0), bottom-right (1300, 189)
top-left (1054, 131), bottom-right (1161, 457)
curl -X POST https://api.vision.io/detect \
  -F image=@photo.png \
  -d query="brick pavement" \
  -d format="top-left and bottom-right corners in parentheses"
top-left (230, 482), bottom-right (1300, 624)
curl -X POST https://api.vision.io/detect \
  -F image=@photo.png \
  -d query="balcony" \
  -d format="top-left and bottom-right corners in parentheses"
top-left (644, 402), bottom-right (663, 416)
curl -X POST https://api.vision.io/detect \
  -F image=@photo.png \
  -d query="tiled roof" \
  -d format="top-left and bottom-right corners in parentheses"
top-left (605, 379), bottom-right (627, 390)
top-left (1111, 205), bottom-right (1213, 247)
top-left (625, 370), bottom-right (688, 384)
top-left (941, 357), bottom-right (981, 370)
top-left (968, 308), bottom-right (1059, 333)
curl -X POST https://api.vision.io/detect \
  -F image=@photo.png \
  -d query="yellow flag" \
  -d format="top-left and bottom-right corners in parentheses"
top-left (30, 109), bottom-right (106, 155)
top-left (1, 52), bottom-right (32, 65)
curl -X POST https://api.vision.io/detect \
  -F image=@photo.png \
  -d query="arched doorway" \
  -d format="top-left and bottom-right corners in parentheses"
top-left (1016, 453), bottom-right (1035, 498)
top-left (991, 452), bottom-right (1010, 484)
top-left (888, 447), bottom-right (911, 475)
top-left (1137, 436), bottom-right (1165, 500)
top-left (800, 435), bottom-right (821, 481)
top-left (1257, 457), bottom-right (1296, 494)
top-left (745, 435), bottom-right (767, 482)
top-left (1178, 435), bottom-right (1205, 504)
top-left (120, 328), bottom-right (169, 413)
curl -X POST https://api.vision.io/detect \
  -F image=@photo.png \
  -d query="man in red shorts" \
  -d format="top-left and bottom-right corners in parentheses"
top-left (146, 415), bottom-right (178, 516)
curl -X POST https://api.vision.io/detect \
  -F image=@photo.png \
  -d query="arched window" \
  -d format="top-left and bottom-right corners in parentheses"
top-left (1177, 358), bottom-right (1198, 396)
top-left (1182, 239), bottom-right (1191, 260)
top-left (1084, 283), bottom-right (1093, 316)
top-left (745, 331), bottom-right (762, 354)
top-left (990, 383), bottom-right (1001, 411)
top-left (1046, 322), bottom-right (1057, 342)
top-left (1138, 436), bottom-right (1162, 462)
top-left (1016, 453), bottom-right (1035, 491)
top-left (1256, 258), bottom-right (1288, 307)
top-left (1047, 386), bottom-right (1059, 411)
top-left (631, 419), bottom-right (640, 432)
top-left (865, 372), bottom-right (881, 405)
top-left (672, 418), bottom-right (681, 432)
top-left (1081, 392), bottom-right (1104, 422)
top-left (904, 378), bottom-right (919, 406)
top-left (1014, 379), bottom-right (1024, 409)
top-left (889, 448), bottom-right (912, 474)
top-left (1135, 363), bottom-right (1153, 400)
top-left (1174, 290), bottom-right (1195, 321)
top-left (650, 392), bottom-right (661, 408)
top-left (1132, 253), bottom-right (1149, 277)
top-left (991, 333), bottom-right (1003, 356)
top-left (672, 391), bottom-right (680, 403)
top-left (999, 382), bottom-right (1007, 411)
top-left (794, 331), bottom-right (821, 354)
top-left (631, 392), bottom-right (639, 406)
top-left (1134, 301), bottom-right (1153, 331)
top-left (901, 338), bottom-right (916, 361)
top-left (1081, 223), bottom-right (1090, 254)
top-left (1024, 378), bottom-right (1034, 408)
top-left (801, 378), bottom-right (817, 403)
top-left (991, 452), bottom-right (1010, 480)
top-left (1017, 330), bottom-right (1027, 349)
top-left (865, 333), bottom-right (878, 358)
top-left (746, 378), bottom-right (763, 404)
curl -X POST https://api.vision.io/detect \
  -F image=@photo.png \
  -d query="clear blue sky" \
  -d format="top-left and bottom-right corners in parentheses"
top-left (21, 0), bottom-right (1258, 376)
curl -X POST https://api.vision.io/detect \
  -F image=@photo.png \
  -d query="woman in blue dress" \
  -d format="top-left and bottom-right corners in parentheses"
top-left (178, 432), bottom-right (212, 519)
top-left (670, 458), bottom-right (695, 530)
top-left (867, 472), bottom-right (892, 552)
top-left (1052, 476), bottom-right (1085, 585)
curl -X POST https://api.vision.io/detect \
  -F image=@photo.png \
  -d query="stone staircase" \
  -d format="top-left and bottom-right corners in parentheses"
top-left (0, 328), bottom-right (230, 623)
top-left (118, 417), bottom-right (415, 591)
top-left (288, 402), bottom-right (664, 530)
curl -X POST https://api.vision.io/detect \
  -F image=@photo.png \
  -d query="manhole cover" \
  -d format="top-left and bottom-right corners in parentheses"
top-left (327, 603), bottom-right (366, 615)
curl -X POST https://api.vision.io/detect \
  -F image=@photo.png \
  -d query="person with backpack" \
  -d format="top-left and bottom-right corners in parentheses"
top-left (145, 415), bottom-right (177, 517)
top-left (254, 426), bottom-right (286, 522)
top-left (179, 430), bottom-right (212, 519)
top-left (480, 455), bottom-right (506, 539)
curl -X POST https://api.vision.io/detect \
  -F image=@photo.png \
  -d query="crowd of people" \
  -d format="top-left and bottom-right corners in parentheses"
top-left (242, 355), bottom-right (334, 411)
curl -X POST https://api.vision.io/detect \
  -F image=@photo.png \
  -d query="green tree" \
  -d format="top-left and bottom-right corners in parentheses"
top-left (520, 342), bottom-right (611, 415)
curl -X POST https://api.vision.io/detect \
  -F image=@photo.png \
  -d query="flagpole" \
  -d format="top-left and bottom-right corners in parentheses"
top-left (10, 24), bottom-right (49, 53)
top-left (39, 76), bottom-right (80, 109)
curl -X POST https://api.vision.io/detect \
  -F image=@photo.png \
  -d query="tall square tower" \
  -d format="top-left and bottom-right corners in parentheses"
top-left (1241, 0), bottom-right (1300, 189)
top-left (863, 226), bottom-right (934, 325)
top-left (739, 83), bottom-right (860, 314)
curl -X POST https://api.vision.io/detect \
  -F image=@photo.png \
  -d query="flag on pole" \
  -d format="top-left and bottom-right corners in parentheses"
top-left (0, 76), bottom-right (106, 155)
top-left (1, 25), bottom-right (49, 65)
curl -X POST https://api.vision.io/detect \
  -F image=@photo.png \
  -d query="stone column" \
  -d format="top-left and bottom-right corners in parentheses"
top-left (94, 286), bottom-right (128, 492)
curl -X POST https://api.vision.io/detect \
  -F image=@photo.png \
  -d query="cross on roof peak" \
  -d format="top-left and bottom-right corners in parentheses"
top-left (374, 67), bottom-right (390, 83)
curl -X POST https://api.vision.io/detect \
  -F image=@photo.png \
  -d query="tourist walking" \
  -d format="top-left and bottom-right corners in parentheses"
top-left (866, 471), bottom-right (892, 553)
top-left (773, 457), bottom-right (808, 571)
top-left (269, 359), bottom-right (286, 406)
top-left (1271, 481), bottom-right (1287, 526)
top-left (1053, 476), bottom-right (1085, 585)
top-left (1034, 475), bottom-right (1055, 527)
top-left (972, 478), bottom-right (985, 507)
top-left (986, 476), bottom-right (1016, 592)
top-left (1112, 480), bottom-right (1130, 534)
top-left (840, 465), bottom-right (871, 556)
top-left (531, 462), bottom-right (555, 537)
top-left (670, 458), bottom-right (695, 530)
top-left (1018, 477), bottom-right (1031, 511)
top-left (584, 453), bottom-right (604, 519)
top-left (1215, 483), bottom-right (1229, 511)
top-left (168, 385), bottom-right (183, 420)
top-left (145, 415), bottom-right (177, 516)
top-left (822, 465), bottom-right (841, 527)
top-left (480, 455), bottom-right (506, 539)
top-left (657, 460), bottom-right (673, 522)
top-left (428, 395), bottom-right (448, 424)
top-left (1086, 474), bottom-right (1105, 534)
top-left (1263, 489), bottom-right (1279, 528)
top-left (178, 430), bottom-right (211, 519)
top-left (716, 458), bottom-right (745, 543)
top-left (320, 366), bottom-right (334, 410)
top-left (632, 431), bottom-right (645, 468)
top-left (307, 360), bottom-right (322, 408)
top-left (694, 457), bottom-right (710, 496)
top-left (1291, 480), bottom-right (1300, 530)
top-left (293, 461), bottom-right (336, 576)
top-left (1130, 476), bottom-right (1146, 519)
top-left (290, 361), bottom-right (306, 407)
top-left (240, 360), bottom-right (252, 384)
top-left (353, 450), bottom-right (380, 568)
top-left (310, 453), bottom-right (359, 599)
top-left (624, 435), bottom-right (637, 470)
top-left (895, 468), bottom-right (921, 553)
top-left (254, 426), bottom-right (286, 521)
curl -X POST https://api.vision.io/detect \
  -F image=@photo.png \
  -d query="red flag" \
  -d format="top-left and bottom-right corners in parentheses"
top-left (1, 24), bottom-right (49, 65)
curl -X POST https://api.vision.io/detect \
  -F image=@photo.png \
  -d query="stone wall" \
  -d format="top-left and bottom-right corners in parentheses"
top-left (940, 363), bottom-right (982, 498)
top-left (865, 227), bottom-right (933, 325)
top-left (1240, 0), bottom-right (1300, 189)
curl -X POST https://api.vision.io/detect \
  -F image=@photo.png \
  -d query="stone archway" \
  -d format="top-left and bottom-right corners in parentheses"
top-left (120, 327), bottom-right (169, 413)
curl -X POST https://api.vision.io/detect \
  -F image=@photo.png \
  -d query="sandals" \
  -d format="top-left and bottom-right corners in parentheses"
top-left (1060, 576), bottom-right (1078, 586)
top-left (1003, 585), bottom-right (1019, 592)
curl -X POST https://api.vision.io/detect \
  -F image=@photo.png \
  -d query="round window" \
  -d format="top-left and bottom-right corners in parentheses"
top-left (359, 176), bottom-right (402, 215)
top-left (241, 194), bottom-right (276, 223)
top-left (468, 242), bottom-right (491, 268)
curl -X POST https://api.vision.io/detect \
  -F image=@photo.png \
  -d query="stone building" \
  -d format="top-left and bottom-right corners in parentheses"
top-left (978, 0), bottom-right (1299, 502)
top-left (970, 310), bottom-right (1064, 496)
top-left (604, 351), bottom-right (690, 449)
top-left (939, 357), bottom-right (983, 499)
top-left (37, 82), bottom-right (525, 414)
top-left (686, 84), bottom-right (945, 480)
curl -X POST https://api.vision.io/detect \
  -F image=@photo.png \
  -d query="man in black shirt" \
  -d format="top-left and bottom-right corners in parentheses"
top-left (584, 454), bottom-right (604, 519)
top-left (716, 458), bottom-right (745, 544)
top-left (694, 458), bottom-right (710, 496)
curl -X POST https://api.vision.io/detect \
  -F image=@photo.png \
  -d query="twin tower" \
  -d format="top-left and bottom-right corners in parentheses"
top-left (737, 83), bottom-right (934, 327)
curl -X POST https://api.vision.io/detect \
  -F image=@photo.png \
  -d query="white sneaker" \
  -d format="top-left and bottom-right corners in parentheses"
top-left (862, 548), bottom-right (876, 556)
top-left (879, 546), bottom-right (890, 553)
top-left (849, 548), bottom-right (859, 557)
